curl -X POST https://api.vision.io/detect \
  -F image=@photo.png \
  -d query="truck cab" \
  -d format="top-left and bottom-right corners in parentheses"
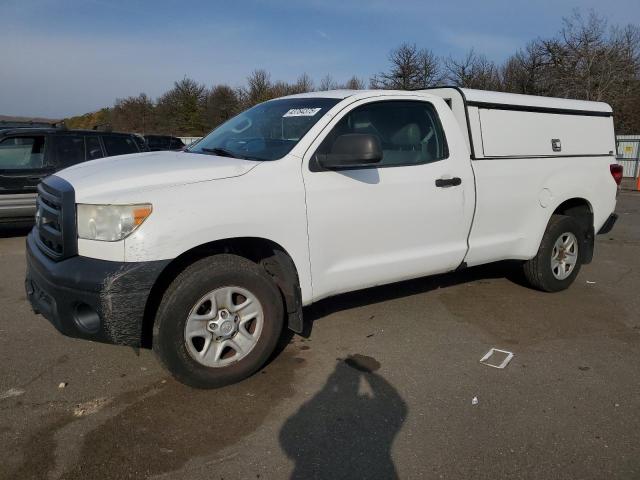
top-left (25, 88), bottom-right (619, 388)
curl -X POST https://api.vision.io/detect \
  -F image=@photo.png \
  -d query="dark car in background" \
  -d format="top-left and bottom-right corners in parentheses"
top-left (144, 135), bottom-right (185, 151)
top-left (0, 128), bottom-right (148, 223)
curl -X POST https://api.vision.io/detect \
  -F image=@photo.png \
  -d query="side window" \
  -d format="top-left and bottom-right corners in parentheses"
top-left (52, 135), bottom-right (85, 168)
top-left (85, 136), bottom-right (104, 160)
top-left (103, 136), bottom-right (138, 156)
top-left (315, 100), bottom-right (448, 167)
top-left (0, 136), bottom-right (46, 170)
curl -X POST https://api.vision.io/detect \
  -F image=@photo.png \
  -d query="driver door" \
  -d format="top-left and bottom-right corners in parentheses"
top-left (302, 97), bottom-right (474, 301)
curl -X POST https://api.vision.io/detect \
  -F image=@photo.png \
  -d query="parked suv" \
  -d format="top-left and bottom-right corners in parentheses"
top-left (0, 128), bottom-right (148, 223)
top-left (144, 135), bottom-right (185, 151)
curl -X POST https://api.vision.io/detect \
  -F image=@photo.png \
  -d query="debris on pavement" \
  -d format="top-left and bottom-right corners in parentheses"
top-left (472, 396), bottom-right (479, 406)
top-left (0, 388), bottom-right (25, 400)
top-left (586, 281), bottom-right (597, 284)
top-left (480, 348), bottom-right (514, 369)
top-left (73, 397), bottom-right (111, 417)
top-left (58, 382), bottom-right (68, 389)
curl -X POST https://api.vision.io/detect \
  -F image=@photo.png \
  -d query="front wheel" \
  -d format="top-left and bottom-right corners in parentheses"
top-left (153, 254), bottom-right (284, 388)
top-left (523, 214), bottom-right (584, 292)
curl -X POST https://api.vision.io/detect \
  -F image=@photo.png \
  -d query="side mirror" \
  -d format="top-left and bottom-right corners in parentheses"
top-left (316, 133), bottom-right (382, 169)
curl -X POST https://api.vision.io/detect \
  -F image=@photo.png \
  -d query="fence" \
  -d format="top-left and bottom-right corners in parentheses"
top-left (616, 135), bottom-right (640, 178)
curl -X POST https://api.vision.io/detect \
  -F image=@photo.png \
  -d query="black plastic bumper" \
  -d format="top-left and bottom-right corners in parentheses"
top-left (25, 229), bottom-right (169, 347)
top-left (597, 213), bottom-right (618, 235)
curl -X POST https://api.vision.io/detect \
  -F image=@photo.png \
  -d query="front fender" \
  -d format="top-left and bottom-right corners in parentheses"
top-left (122, 159), bottom-right (314, 304)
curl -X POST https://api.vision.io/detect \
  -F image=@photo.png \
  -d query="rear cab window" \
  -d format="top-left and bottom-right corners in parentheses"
top-left (103, 136), bottom-right (139, 157)
top-left (0, 136), bottom-right (47, 170)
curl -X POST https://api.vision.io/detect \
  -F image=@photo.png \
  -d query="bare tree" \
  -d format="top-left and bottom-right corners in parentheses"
top-left (416, 49), bottom-right (443, 88)
top-left (529, 10), bottom-right (640, 132)
top-left (371, 43), bottom-right (442, 89)
top-left (444, 49), bottom-right (502, 90)
top-left (609, 24), bottom-right (640, 132)
top-left (501, 41), bottom-right (551, 95)
top-left (541, 11), bottom-right (612, 100)
top-left (342, 76), bottom-right (366, 90)
top-left (244, 69), bottom-right (273, 105)
top-left (269, 81), bottom-right (292, 98)
top-left (293, 73), bottom-right (314, 93)
top-left (319, 74), bottom-right (337, 91)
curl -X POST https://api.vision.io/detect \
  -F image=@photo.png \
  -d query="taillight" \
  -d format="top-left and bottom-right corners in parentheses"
top-left (610, 164), bottom-right (623, 185)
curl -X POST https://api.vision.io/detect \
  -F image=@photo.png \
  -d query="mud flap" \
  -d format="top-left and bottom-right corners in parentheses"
top-left (262, 250), bottom-right (304, 334)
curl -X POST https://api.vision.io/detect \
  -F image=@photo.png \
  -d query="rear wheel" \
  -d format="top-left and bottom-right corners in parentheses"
top-left (523, 215), bottom-right (584, 292)
top-left (153, 254), bottom-right (284, 388)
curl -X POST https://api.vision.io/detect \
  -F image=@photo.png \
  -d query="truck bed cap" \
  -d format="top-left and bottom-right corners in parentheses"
top-left (460, 88), bottom-right (612, 114)
top-left (282, 87), bottom-right (612, 115)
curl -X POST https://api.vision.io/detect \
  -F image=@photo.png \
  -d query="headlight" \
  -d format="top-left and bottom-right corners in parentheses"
top-left (77, 204), bottom-right (152, 241)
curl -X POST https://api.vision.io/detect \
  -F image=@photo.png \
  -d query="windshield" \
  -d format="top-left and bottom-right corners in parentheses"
top-left (188, 97), bottom-right (340, 161)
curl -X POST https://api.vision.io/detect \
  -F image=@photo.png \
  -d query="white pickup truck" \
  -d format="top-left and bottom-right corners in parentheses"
top-left (25, 88), bottom-right (621, 388)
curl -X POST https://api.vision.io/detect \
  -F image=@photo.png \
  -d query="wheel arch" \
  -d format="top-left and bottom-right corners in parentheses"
top-left (552, 197), bottom-right (593, 216)
top-left (141, 236), bottom-right (304, 348)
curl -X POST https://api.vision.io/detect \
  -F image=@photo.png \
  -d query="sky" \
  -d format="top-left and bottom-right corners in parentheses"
top-left (1, 0), bottom-right (639, 118)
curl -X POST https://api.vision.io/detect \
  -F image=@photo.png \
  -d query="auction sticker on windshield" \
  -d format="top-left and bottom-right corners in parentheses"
top-left (283, 108), bottom-right (322, 117)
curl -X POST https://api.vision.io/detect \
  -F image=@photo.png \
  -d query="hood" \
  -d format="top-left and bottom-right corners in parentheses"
top-left (56, 150), bottom-right (261, 202)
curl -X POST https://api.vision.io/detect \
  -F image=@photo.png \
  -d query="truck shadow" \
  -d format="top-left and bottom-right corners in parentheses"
top-left (279, 354), bottom-right (406, 480)
top-left (303, 260), bottom-right (527, 330)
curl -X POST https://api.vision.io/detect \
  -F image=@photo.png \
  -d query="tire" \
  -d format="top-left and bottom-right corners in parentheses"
top-left (523, 214), bottom-right (585, 292)
top-left (153, 254), bottom-right (284, 389)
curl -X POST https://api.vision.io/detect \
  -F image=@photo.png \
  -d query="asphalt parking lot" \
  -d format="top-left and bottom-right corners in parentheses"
top-left (1, 190), bottom-right (639, 480)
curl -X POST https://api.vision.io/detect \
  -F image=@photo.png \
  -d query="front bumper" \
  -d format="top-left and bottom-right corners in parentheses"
top-left (25, 229), bottom-right (169, 347)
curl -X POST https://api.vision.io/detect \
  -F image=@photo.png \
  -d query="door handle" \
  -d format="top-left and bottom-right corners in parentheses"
top-left (435, 177), bottom-right (462, 188)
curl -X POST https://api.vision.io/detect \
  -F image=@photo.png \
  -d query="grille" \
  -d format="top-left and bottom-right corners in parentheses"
top-left (35, 176), bottom-right (77, 260)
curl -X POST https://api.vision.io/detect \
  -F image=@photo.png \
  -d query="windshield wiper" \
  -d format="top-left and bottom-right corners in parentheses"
top-left (201, 147), bottom-right (246, 159)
